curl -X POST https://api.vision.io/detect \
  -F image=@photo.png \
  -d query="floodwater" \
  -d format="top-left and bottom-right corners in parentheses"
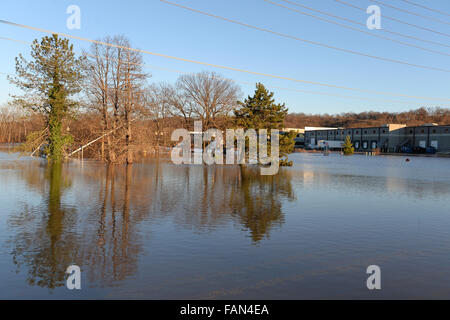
top-left (0, 145), bottom-right (450, 299)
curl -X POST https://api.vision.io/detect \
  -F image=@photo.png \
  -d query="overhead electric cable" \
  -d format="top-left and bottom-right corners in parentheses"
top-left (400, 0), bottom-right (450, 17)
top-left (264, 0), bottom-right (450, 57)
top-left (0, 19), bottom-right (449, 102)
top-left (371, 0), bottom-right (450, 26)
top-left (335, 0), bottom-right (450, 39)
top-left (2, 35), bottom-right (443, 106)
top-left (157, 0), bottom-right (450, 73)
top-left (279, 0), bottom-right (450, 49)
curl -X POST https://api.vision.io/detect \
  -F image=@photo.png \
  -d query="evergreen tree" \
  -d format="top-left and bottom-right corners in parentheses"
top-left (9, 34), bottom-right (85, 161)
top-left (234, 83), bottom-right (296, 166)
top-left (343, 135), bottom-right (354, 156)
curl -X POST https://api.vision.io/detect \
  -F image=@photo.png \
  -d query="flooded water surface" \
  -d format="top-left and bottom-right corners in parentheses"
top-left (1, 146), bottom-right (450, 299)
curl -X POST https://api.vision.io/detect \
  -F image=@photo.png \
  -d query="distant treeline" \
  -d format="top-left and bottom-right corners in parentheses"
top-left (2, 105), bottom-right (449, 146)
top-left (0, 106), bottom-right (44, 144)
top-left (285, 107), bottom-right (450, 129)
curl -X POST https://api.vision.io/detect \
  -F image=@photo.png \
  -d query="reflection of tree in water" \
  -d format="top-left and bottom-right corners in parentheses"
top-left (9, 162), bottom-right (79, 289)
top-left (151, 164), bottom-right (295, 244)
top-left (82, 165), bottom-right (146, 286)
top-left (230, 166), bottom-right (295, 243)
top-left (9, 162), bottom-right (152, 289)
top-left (8, 160), bottom-right (295, 290)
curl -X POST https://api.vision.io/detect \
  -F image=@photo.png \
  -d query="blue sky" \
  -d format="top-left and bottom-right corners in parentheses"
top-left (0, 0), bottom-right (449, 114)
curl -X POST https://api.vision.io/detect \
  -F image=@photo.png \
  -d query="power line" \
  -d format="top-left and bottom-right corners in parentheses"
top-left (1, 66), bottom-right (434, 107)
top-left (400, 0), bottom-right (450, 18)
top-left (264, 0), bottom-right (450, 57)
top-left (158, 0), bottom-right (450, 73)
top-left (279, 0), bottom-right (450, 49)
top-left (2, 64), bottom-right (444, 114)
top-left (0, 35), bottom-right (190, 73)
top-left (0, 19), bottom-right (449, 102)
top-left (250, 82), bottom-right (448, 106)
top-left (1, 67), bottom-right (442, 109)
top-left (371, 0), bottom-right (450, 26)
top-left (2, 35), bottom-right (444, 106)
top-left (335, 0), bottom-right (450, 39)
top-left (0, 36), bottom-right (187, 76)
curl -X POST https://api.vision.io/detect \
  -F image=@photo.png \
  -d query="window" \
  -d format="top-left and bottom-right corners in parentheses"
top-left (364, 130), bottom-right (368, 134)
top-left (432, 129), bottom-right (436, 134)
top-left (373, 130), bottom-right (376, 134)
top-left (382, 130), bottom-right (386, 134)
top-left (410, 130), bottom-right (413, 134)
top-left (348, 131), bottom-right (351, 135)
top-left (354, 141), bottom-right (360, 149)
top-left (446, 129), bottom-right (449, 133)
top-left (421, 130), bottom-right (425, 133)
top-left (363, 141), bottom-right (368, 149)
top-left (356, 131), bottom-right (359, 134)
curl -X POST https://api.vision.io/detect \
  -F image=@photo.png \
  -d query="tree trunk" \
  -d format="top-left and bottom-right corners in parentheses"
top-left (126, 113), bottom-right (133, 165)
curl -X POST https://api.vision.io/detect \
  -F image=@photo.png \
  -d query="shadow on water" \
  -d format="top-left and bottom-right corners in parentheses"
top-left (6, 160), bottom-right (295, 291)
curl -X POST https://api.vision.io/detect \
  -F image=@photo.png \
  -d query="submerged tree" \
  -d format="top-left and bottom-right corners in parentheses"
top-left (343, 135), bottom-right (354, 156)
top-left (234, 83), bottom-right (296, 166)
top-left (9, 34), bottom-right (85, 161)
top-left (85, 35), bottom-right (148, 164)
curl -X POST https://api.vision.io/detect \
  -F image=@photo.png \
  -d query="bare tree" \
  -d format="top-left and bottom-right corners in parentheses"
top-left (176, 71), bottom-right (241, 130)
top-left (142, 85), bottom-right (170, 147)
top-left (85, 35), bottom-right (148, 164)
top-left (84, 38), bottom-right (114, 161)
top-left (121, 46), bottom-right (147, 164)
top-left (158, 83), bottom-right (193, 129)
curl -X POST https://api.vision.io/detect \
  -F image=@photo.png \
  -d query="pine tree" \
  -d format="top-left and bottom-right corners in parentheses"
top-left (343, 135), bottom-right (355, 156)
top-left (9, 34), bottom-right (85, 161)
top-left (234, 83), bottom-right (296, 166)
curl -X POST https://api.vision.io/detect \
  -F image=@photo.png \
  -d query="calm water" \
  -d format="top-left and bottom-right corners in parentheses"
top-left (0, 145), bottom-right (450, 299)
